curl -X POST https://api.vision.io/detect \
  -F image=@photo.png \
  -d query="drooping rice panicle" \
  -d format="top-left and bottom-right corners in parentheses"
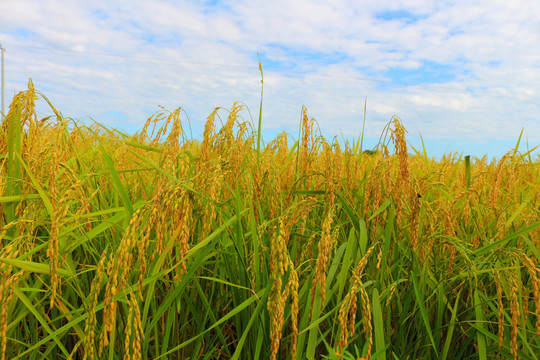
top-left (0, 81), bottom-right (539, 360)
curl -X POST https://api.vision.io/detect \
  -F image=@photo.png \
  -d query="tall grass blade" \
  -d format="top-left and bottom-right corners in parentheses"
top-left (464, 155), bottom-right (471, 189)
top-left (100, 143), bottom-right (134, 215)
top-left (473, 290), bottom-right (488, 360)
top-left (372, 288), bottom-right (386, 360)
top-left (256, 54), bottom-right (264, 164)
top-left (411, 273), bottom-right (439, 357)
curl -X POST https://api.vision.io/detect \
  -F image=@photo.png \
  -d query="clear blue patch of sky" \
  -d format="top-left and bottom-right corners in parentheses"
top-left (142, 33), bottom-right (156, 43)
top-left (447, 28), bottom-right (466, 37)
top-left (374, 9), bottom-right (428, 24)
top-left (137, 27), bottom-right (183, 47)
top-left (377, 61), bottom-right (457, 89)
top-left (257, 45), bottom-right (352, 73)
top-left (12, 28), bottom-right (35, 39)
top-left (202, 0), bottom-right (231, 14)
top-left (92, 9), bottom-right (109, 20)
top-left (94, 110), bottom-right (131, 130)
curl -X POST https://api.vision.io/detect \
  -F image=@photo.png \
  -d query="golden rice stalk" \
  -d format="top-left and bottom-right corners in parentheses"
top-left (123, 300), bottom-right (133, 360)
top-left (22, 79), bottom-right (39, 130)
top-left (123, 290), bottom-right (143, 360)
top-left (495, 211), bottom-right (510, 241)
top-left (267, 218), bottom-right (299, 360)
top-left (516, 252), bottom-right (540, 337)
top-left (47, 156), bottom-right (60, 310)
top-left (216, 102), bottom-right (243, 153)
top-left (508, 267), bottom-right (520, 360)
top-left (45, 129), bottom-right (80, 309)
top-left (287, 265), bottom-right (299, 360)
top-left (153, 200), bottom-right (167, 260)
top-left (332, 142), bottom-right (343, 187)
top-left (264, 171), bottom-right (281, 220)
top-left (199, 107), bottom-right (219, 165)
top-left (441, 204), bottom-right (457, 271)
top-left (136, 116), bottom-right (151, 143)
top-left (311, 206), bottom-right (335, 314)
top-left (131, 291), bottom-right (143, 360)
top-left (381, 144), bottom-right (392, 193)
top-left (355, 245), bottom-right (377, 279)
top-left (100, 208), bottom-right (144, 354)
top-left (460, 189), bottom-right (471, 230)
top-left (299, 233), bottom-right (317, 265)
top-left (409, 182), bottom-right (421, 252)
top-left (385, 282), bottom-right (399, 309)
top-left (173, 189), bottom-right (193, 283)
top-left (135, 204), bottom-right (159, 300)
top-left (299, 106), bottom-right (315, 175)
top-left (337, 289), bottom-right (357, 355)
top-left (197, 158), bottom-right (224, 240)
top-left (0, 245), bottom-right (20, 360)
top-left (48, 173), bottom-right (90, 309)
top-left (493, 269), bottom-right (505, 350)
top-left (276, 131), bottom-right (291, 180)
top-left (83, 252), bottom-right (107, 360)
top-left (268, 220), bottom-right (288, 360)
top-left (336, 245), bottom-right (376, 356)
top-left (1, 79), bottom-right (37, 140)
top-left (163, 108), bottom-right (183, 153)
top-left (376, 248), bottom-right (383, 270)
top-left (489, 153), bottom-right (509, 210)
top-left (364, 166), bottom-right (383, 242)
top-left (148, 111), bottom-right (175, 146)
top-left (66, 342), bottom-right (82, 360)
top-left (390, 116), bottom-right (410, 227)
top-left (15, 204), bottom-right (39, 256)
top-left (297, 197), bottom-right (315, 239)
top-left (0, 221), bottom-right (19, 248)
top-left (523, 286), bottom-right (529, 330)
top-left (358, 276), bottom-right (373, 359)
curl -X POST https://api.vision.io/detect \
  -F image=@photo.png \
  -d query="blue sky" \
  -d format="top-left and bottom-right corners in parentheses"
top-left (1, 0), bottom-right (539, 158)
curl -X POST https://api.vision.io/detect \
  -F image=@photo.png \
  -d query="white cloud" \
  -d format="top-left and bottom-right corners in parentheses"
top-left (0, 0), bottom-right (539, 157)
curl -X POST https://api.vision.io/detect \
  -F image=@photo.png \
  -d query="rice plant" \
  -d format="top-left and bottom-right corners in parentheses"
top-left (1, 79), bottom-right (539, 359)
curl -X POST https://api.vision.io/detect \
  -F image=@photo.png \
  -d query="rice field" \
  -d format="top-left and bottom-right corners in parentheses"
top-left (1, 80), bottom-right (540, 359)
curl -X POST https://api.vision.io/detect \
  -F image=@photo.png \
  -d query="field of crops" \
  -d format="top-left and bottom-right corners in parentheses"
top-left (1, 80), bottom-right (540, 359)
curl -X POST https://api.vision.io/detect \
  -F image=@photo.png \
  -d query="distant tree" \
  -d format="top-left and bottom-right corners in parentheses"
top-left (363, 149), bottom-right (378, 156)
